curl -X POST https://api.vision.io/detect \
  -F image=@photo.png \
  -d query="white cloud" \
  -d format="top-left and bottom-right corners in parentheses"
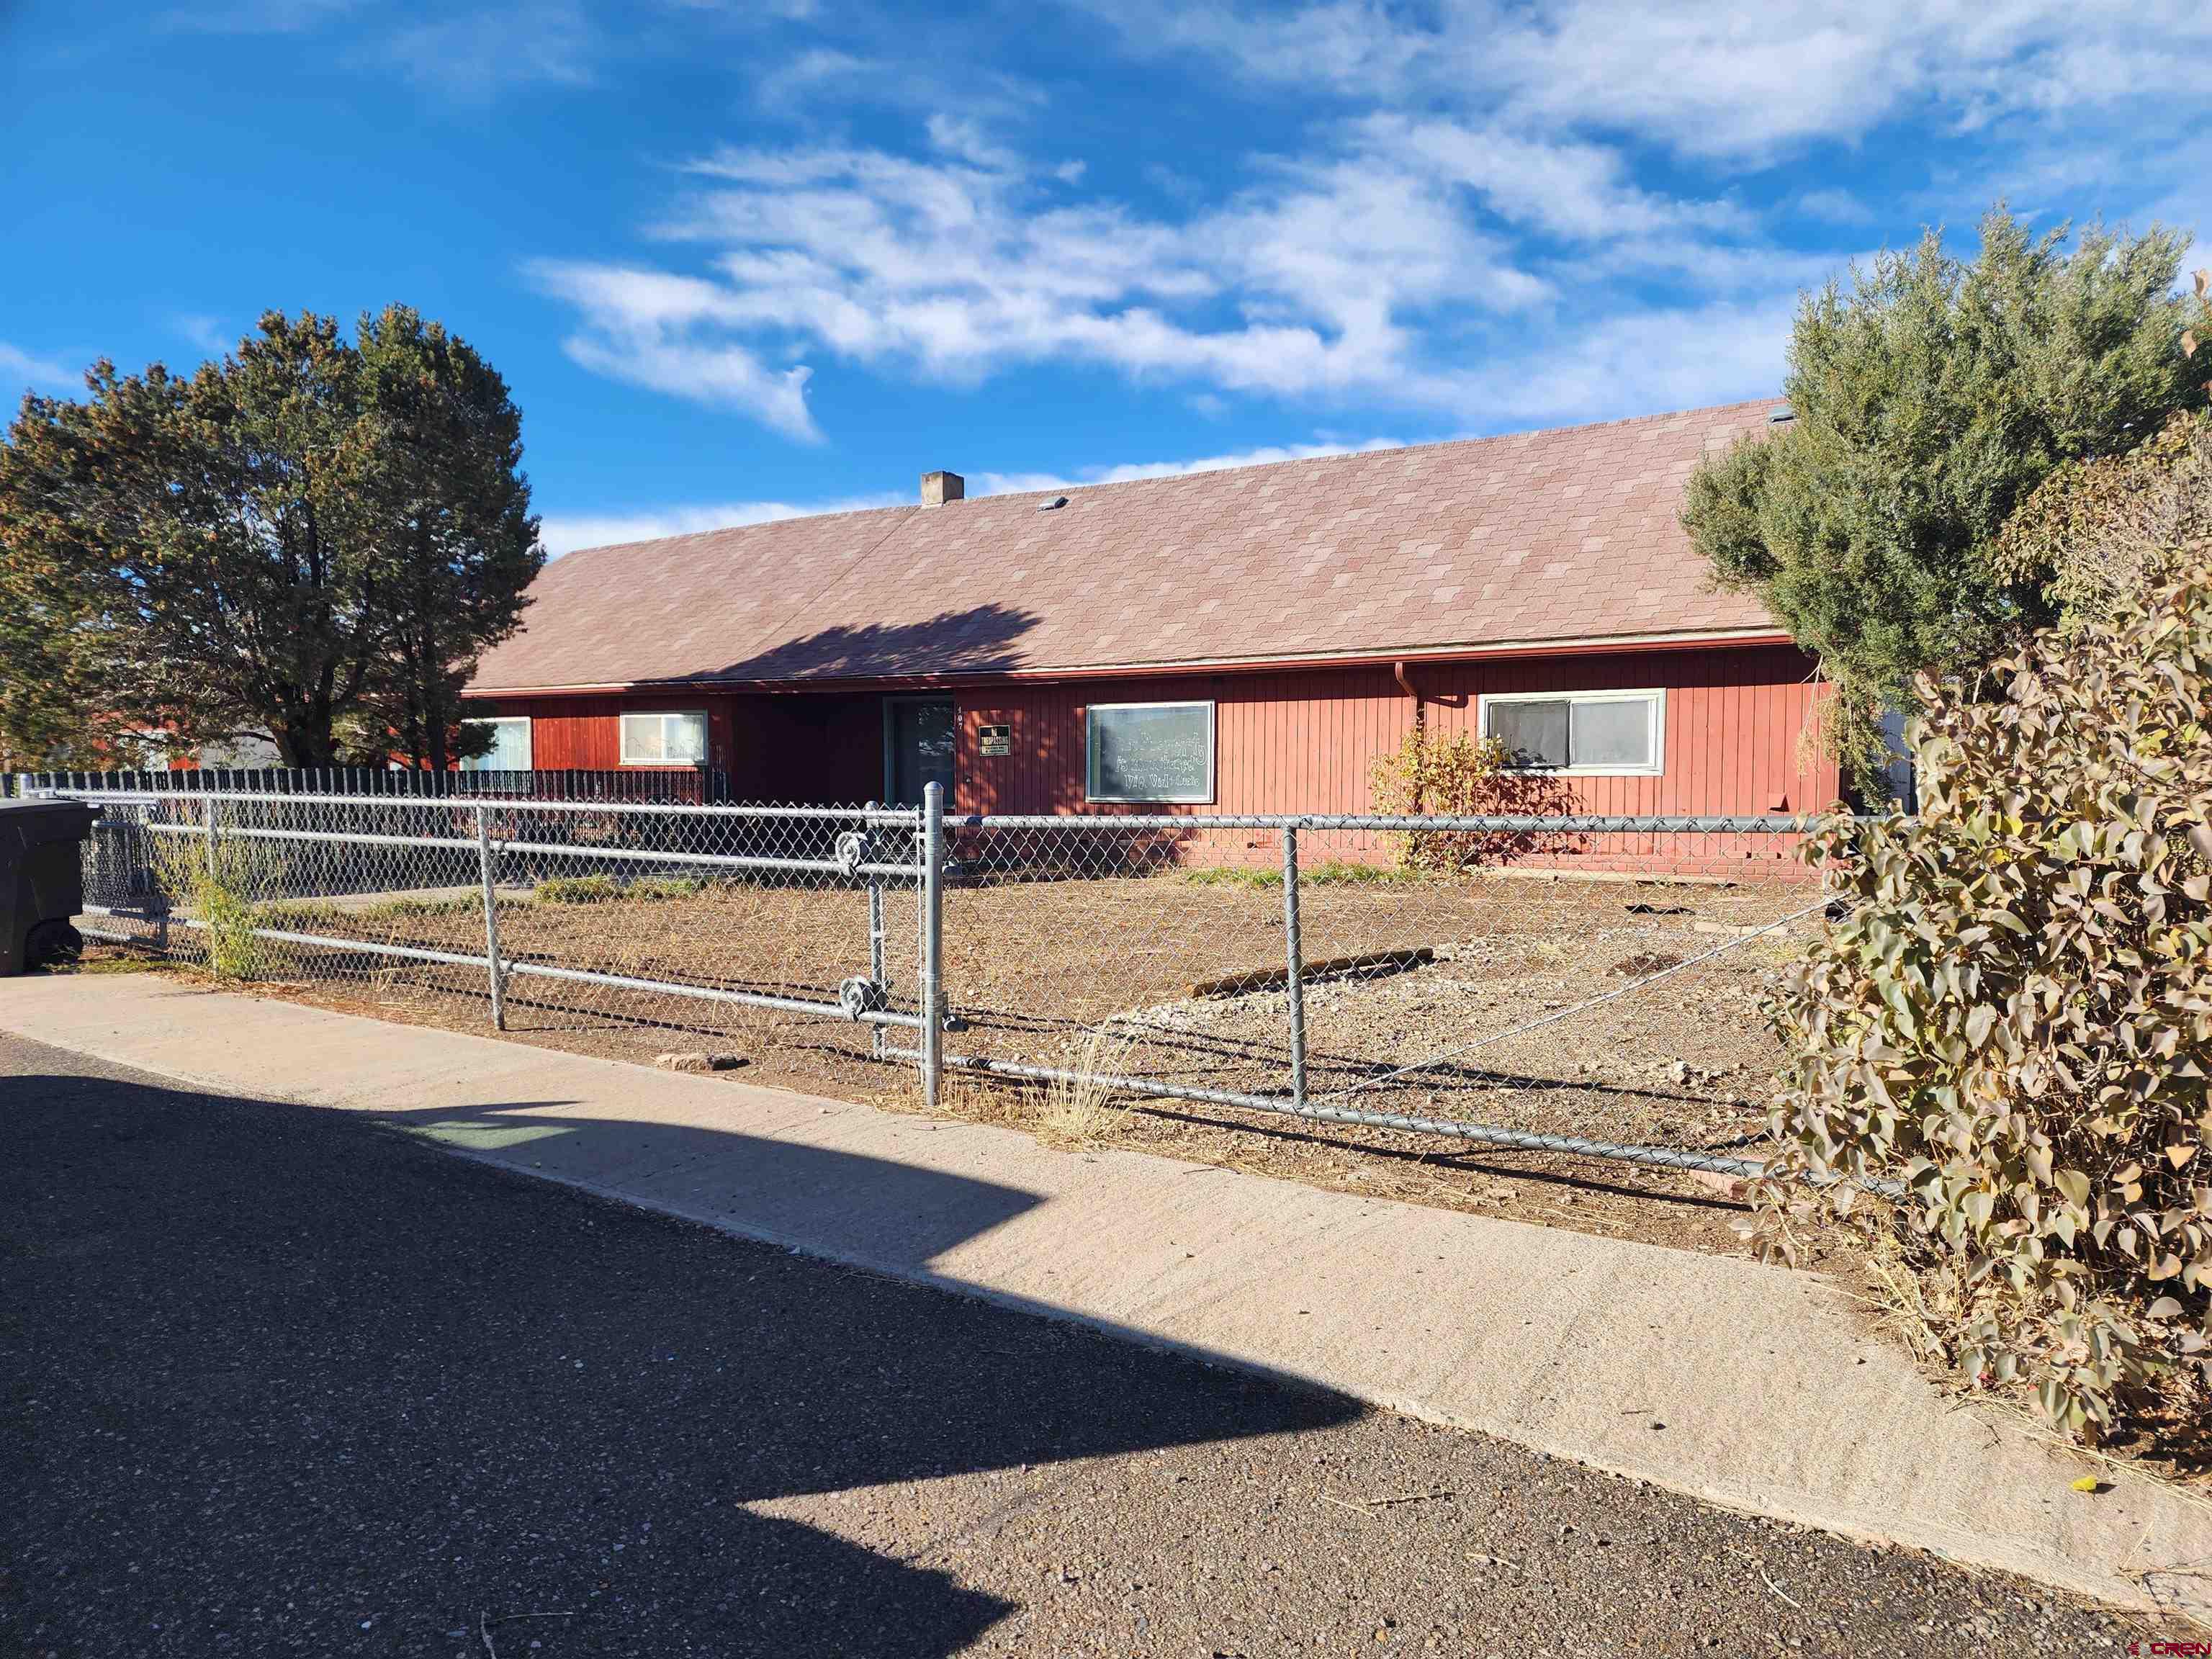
top-left (540, 439), bottom-right (1422, 554)
top-left (381, 3), bottom-right (596, 96)
top-left (1432, 295), bottom-right (1797, 426)
top-left (1797, 188), bottom-right (1874, 226)
top-left (173, 313), bottom-right (233, 356)
top-left (539, 493), bottom-right (905, 556)
top-left (536, 125), bottom-right (1629, 428)
top-left (971, 435), bottom-right (1413, 496)
top-left (518, 4), bottom-right (2201, 444)
top-left (925, 113), bottom-right (1023, 172)
top-left (526, 261), bottom-right (822, 439)
top-left (0, 342), bottom-right (79, 395)
top-left (162, 0), bottom-right (594, 96)
top-left (1074, 1), bottom-right (2212, 161)
top-left (1359, 114), bottom-right (1746, 243)
top-left (752, 44), bottom-right (1043, 124)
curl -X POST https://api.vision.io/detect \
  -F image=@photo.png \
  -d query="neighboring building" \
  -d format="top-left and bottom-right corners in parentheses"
top-left (465, 402), bottom-right (1838, 840)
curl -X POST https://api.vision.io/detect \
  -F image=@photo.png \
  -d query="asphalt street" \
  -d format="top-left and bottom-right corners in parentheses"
top-left (0, 1033), bottom-right (2148, 1656)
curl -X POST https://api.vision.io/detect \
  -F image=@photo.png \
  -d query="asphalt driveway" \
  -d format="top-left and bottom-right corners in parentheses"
top-left (0, 1033), bottom-right (2143, 1656)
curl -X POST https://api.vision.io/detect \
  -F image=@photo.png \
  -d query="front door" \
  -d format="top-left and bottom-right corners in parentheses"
top-left (884, 697), bottom-right (956, 807)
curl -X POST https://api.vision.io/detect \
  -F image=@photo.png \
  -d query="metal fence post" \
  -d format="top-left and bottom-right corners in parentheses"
top-left (474, 804), bottom-right (506, 1030)
top-left (919, 781), bottom-right (945, 1110)
top-left (1281, 822), bottom-right (1308, 1110)
top-left (866, 802), bottom-right (888, 1061)
top-left (204, 795), bottom-right (222, 883)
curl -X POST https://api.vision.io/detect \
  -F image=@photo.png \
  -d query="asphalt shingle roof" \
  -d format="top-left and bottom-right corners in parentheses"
top-left (470, 400), bottom-right (1782, 693)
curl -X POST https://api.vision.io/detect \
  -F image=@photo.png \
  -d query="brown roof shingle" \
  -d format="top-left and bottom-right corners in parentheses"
top-left (471, 400), bottom-right (1781, 692)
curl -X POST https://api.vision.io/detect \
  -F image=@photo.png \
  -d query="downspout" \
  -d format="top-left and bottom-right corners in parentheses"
top-left (1393, 660), bottom-right (1426, 813)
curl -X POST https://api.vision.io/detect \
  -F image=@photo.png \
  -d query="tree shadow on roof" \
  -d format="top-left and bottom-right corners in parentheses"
top-left (655, 603), bottom-right (1043, 685)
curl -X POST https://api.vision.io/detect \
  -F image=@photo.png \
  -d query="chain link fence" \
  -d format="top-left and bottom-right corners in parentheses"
top-left (922, 810), bottom-right (1831, 1186)
top-left (37, 779), bottom-right (1859, 1190)
top-left (68, 789), bottom-right (930, 1073)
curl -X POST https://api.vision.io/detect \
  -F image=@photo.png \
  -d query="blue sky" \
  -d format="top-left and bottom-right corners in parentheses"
top-left (3, 1), bottom-right (2203, 554)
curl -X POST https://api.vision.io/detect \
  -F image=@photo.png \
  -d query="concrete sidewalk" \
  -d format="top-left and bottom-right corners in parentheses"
top-left (3, 972), bottom-right (2204, 1620)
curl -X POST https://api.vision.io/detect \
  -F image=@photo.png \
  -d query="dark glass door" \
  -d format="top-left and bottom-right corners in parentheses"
top-left (885, 698), bottom-right (956, 806)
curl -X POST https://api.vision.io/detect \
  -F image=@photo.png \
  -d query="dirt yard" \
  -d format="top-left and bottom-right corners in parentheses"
top-left (78, 863), bottom-right (1823, 1255)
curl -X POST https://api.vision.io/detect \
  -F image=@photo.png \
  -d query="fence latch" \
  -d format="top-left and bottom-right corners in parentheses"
top-left (834, 829), bottom-right (871, 878)
top-left (838, 975), bottom-right (889, 1020)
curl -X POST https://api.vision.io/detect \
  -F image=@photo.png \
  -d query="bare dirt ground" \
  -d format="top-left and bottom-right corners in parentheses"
top-left (78, 866), bottom-right (1823, 1256)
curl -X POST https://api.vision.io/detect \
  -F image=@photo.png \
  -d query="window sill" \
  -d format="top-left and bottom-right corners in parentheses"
top-left (1496, 766), bottom-right (1663, 778)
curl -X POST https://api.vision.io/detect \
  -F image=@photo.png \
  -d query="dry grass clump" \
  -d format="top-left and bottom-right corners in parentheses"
top-left (1029, 1027), bottom-right (1139, 1150)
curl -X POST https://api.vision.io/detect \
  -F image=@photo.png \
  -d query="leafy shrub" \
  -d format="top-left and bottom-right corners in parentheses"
top-left (1754, 563), bottom-right (2212, 1435)
top-left (1367, 730), bottom-right (1576, 872)
top-left (1996, 408), bottom-right (2212, 634)
top-left (1682, 210), bottom-right (2206, 786)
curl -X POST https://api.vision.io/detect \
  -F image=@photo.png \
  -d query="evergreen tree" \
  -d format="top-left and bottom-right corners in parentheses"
top-left (0, 308), bottom-right (543, 769)
top-left (1683, 207), bottom-right (2203, 786)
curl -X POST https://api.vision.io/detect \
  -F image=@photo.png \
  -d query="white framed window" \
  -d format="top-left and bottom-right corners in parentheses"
top-left (619, 709), bottom-right (709, 766)
top-left (459, 716), bottom-right (532, 772)
top-left (1086, 700), bottom-right (1215, 804)
top-left (1478, 688), bottom-right (1665, 776)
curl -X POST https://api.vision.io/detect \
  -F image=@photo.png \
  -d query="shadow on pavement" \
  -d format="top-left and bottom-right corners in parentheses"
top-left (373, 1094), bottom-right (1051, 1276)
top-left (0, 1064), bottom-right (1359, 1658)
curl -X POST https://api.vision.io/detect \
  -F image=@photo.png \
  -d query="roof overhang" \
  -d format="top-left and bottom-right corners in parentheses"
top-left (467, 626), bottom-right (1799, 701)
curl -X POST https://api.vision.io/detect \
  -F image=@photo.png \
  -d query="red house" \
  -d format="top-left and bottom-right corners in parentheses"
top-left (465, 400), bottom-right (1838, 843)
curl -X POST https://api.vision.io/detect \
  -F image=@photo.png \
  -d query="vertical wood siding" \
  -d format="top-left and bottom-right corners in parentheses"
top-left (497, 695), bottom-right (739, 775)
top-left (480, 646), bottom-right (1838, 858)
top-left (950, 645), bottom-right (1835, 819)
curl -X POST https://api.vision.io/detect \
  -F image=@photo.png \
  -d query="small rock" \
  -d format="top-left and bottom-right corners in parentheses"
top-left (654, 1051), bottom-right (747, 1073)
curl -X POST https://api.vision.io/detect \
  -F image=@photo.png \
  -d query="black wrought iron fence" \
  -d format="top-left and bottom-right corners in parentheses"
top-left (7, 765), bottom-right (732, 804)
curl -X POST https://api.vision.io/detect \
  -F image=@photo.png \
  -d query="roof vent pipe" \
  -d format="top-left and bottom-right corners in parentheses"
top-left (920, 469), bottom-right (964, 506)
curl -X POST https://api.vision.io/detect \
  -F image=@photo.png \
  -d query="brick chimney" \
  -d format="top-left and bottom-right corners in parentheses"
top-left (920, 469), bottom-right (964, 507)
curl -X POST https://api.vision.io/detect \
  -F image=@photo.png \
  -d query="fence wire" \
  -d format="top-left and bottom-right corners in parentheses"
top-left (45, 781), bottom-right (1855, 1190)
top-left (925, 811), bottom-right (1830, 1184)
top-left (73, 791), bottom-right (927, 1073)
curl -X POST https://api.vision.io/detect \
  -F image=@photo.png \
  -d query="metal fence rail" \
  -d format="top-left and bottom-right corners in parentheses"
top-left (925, 801), bottom-right (1851, 1187)
top-left (37, 780), bottom-right (1879, 1192)
top-left (65, 789), bottom-right (930, 1065)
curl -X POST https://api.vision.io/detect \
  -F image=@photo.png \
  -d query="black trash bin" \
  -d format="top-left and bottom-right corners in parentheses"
top-left (0, 798), bottom-right (99, 974)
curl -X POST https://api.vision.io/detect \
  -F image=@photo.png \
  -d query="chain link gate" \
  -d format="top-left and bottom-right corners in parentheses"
top-left (60, 787), bottom-right (939, 1077)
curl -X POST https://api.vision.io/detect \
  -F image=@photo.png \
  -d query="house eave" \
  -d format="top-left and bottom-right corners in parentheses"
top-left (467, 626), bottom-right (1799, 701)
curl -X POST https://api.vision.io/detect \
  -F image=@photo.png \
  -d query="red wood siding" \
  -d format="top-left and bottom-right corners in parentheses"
top-left (952, 645), bottom-right (1835, 819)
top-left (736, 693), bottom-right (883, 804)
top-left (475, 647), bottom-right (1839, 860)
top-left (493, 695), bottom-right (739, 773)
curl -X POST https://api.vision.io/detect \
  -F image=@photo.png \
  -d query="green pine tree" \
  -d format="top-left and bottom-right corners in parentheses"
top-left (0, 308), bottom-right (544, 770)
top-left (1683, 207), bottom-right (2204, 788)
